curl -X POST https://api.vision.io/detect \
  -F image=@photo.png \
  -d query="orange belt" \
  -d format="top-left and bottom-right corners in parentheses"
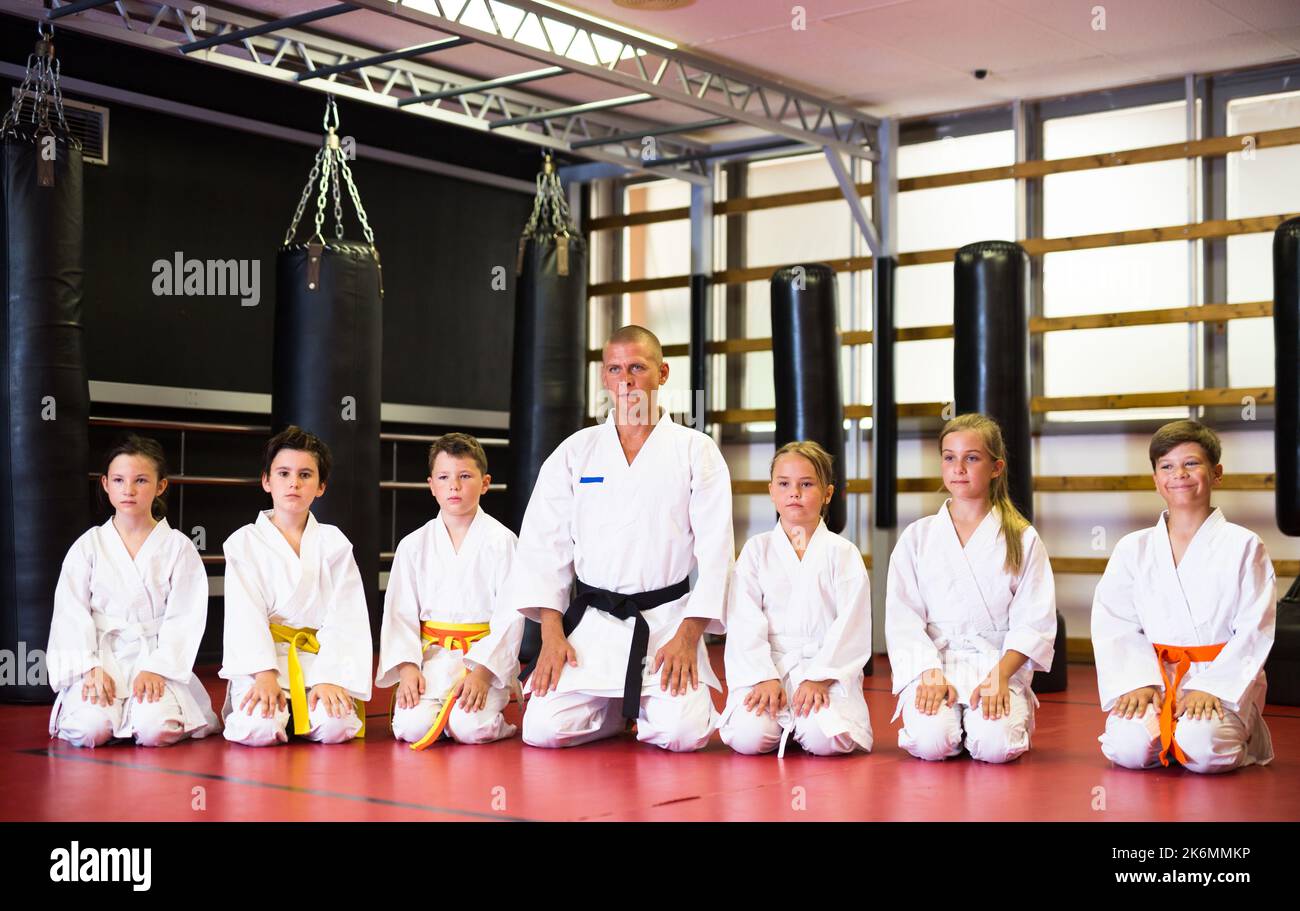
top-left (407, 621), bottom-right (490, 751)
top-left (1152, 641), bottom-right (1225, 767)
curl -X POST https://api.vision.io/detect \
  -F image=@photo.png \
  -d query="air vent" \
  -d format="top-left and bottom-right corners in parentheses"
top-left (8, 91), bottom-right (109, 165)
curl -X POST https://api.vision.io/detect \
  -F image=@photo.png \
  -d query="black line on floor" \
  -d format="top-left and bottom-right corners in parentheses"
top-left (16, 747), bottom-right (532, 822)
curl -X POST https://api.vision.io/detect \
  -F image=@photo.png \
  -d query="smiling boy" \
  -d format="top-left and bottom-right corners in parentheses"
top-left (1092, 420), bottom-right (1276, 773)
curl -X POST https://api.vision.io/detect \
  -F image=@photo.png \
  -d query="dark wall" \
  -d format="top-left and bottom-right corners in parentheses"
top-left (3, 14), bottom-right (543, 411)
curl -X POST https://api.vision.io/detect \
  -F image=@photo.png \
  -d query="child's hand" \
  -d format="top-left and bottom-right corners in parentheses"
top-left (452, 666), bottom-right (494, 713)
top-left (792, 679), bottom-right (832, 717)
top-left (1177, 689), bottom-right (1223, 722)
top-left (1112, 685), bottom-right (1160, 719)
top-left (133, 671), bottom-right (167, 704)
top-left (915, 667), bottom-right (956, 716)
top-left (81, 666), bottom-right (115, 706)
top-left (970, 668), bottom-right (1011, 720)
top-left (240, 670), bottom-right (285, 718)
top-left (395, 662), bottom-right (425, 710)
top-left (743, 679), bottom-right (786, 718)
top-left (309, 683), bottom-right (353, 720)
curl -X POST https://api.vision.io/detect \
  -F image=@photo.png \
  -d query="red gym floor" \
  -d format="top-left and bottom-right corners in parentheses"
top-left (2, 649), bottom-right (1297, 822)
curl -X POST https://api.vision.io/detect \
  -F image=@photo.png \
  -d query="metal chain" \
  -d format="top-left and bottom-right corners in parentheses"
top-left (282, 95), bottom-right (376, 247)
top-left (2, 22), bottom-right (79, 148)
top-left (522, 152), bottom-right (579, 242)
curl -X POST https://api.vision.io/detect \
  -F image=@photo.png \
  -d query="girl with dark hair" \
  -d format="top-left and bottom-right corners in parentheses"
top-left (46, 434), bottom-right (219, 748)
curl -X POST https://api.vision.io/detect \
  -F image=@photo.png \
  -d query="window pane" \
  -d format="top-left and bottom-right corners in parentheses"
top-left (1226, 90), bottom-right (1300, 387)
top-left (1042, 101), bottom-right (1192, 423)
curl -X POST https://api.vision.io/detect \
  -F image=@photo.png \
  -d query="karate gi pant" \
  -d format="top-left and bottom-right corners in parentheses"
top-left (896, 679), bottom-right (1034, 764)
top-left (222, 678), bottom-right (363, 747)
top-left (522, 685), bottom-right (717, 753)
top-left (719, 684), bottom-right (871, 756)
top-left (1099, 703), bottom-right (1250, 774)
top-left (52, 684), bottom-right (190, 749)
top-left (391, 681), bottom-right (515, 745)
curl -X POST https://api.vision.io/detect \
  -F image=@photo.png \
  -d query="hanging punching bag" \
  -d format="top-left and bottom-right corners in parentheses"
top-left (509, 155), bottom-right (587, 674)
top-left (508, 154), bottom-right (587, 535)
top-left (1, 31), bottom-right (90, 704)
top-left (273, 97), bottom-right (382, 638)
top-left (771, 263), bottom-right (848, 533)
top-left (1266, 216), bottom-right (1300, 705)
top-left (954, 241), bottom-right (1066, 692)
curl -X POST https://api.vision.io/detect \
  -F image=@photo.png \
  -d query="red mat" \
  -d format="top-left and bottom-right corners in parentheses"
top-left (3, 650), bottom-right (1296, 822)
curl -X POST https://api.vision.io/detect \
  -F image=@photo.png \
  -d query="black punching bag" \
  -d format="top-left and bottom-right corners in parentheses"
top-left (953, 241), bottom-right (1032, 517)
top-left (509, 155), bottom-right (587, 674)
top-left (274, 97), bottom-right (382, 637)
top-left (1266, 216), bottom-right (1300, 705)
top-left (508, 155), bottom-right (587, 535)
top-left (1, 38), bottom-right (91, 704)
top-left (954, 241), bottom-right (1066, 692)
top-left (771, 263), bottom-right (847, 533)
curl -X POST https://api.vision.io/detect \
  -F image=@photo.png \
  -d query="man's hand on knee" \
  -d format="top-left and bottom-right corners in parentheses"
top-left (532, 609), bottom-right (578, 696)
top-left (653, 617), bottom-right (708, 696)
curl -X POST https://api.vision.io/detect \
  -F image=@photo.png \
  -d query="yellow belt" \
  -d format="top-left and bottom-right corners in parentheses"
top-left (407, 621), bottom-right (491, 751)
top-left (269, 623), bottom-right (366, 738)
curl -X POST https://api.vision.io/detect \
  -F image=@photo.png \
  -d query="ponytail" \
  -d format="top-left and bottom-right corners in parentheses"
top-left (939, 413), bottom-right (1029, 575)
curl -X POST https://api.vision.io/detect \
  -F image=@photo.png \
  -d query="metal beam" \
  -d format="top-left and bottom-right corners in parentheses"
top-left (570, 117), bottom-right (731, 150)
top-left (349, 0), bottom-right (877, 160)
top-left (824, 145), bottom-right (880, 258)
top-left (46, 0), bottom-right (114, 19)
top-left (17, 0), bottom-right (712, 183)
top-left (296, 37), bottom-right (470, 82)
top-left (398, 65), bottom-right (563, 104)
top-left (489, 92), bottom-right (653, 129)
top-left (180, 3), bottom-right (356, 54)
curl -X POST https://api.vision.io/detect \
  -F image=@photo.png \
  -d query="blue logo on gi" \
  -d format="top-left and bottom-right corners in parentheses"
top-left (579, 476), bottom-right (604, 483)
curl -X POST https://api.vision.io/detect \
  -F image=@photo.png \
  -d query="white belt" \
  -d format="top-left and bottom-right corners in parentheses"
top-left (768, 634), bottom-right (820, 759)
top-left (92, 613), bottom-right (165, 687)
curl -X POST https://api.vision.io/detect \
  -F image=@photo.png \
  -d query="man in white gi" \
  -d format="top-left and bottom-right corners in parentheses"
top-left (514, 325), bottom-right (734, 751)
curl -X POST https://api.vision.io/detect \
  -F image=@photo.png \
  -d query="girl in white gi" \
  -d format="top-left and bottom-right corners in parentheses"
top-left (1093, 420), bottom-right (1275, 773)
top-left (48, 434), bottom-right (219, 748)
top-left (220, 426), bottom-right (373, 747)
top-left (377, 433), bottom-right (522, 748)
top-left (886, 413), bottom-right (1057, 763)
top-left (720, 441), bottom-right (873, 757)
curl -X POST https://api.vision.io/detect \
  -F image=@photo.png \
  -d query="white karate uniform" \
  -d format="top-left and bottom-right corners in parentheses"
top-left (886, 501), bottom-right (1057, 763)
top-left (511, 410), bottom-right (734, 752)
top-left (219, 510), bottom-right (373, 746)
top-left (1092, 508), bottom-right (1275, 774)
top-left (47, 518), bottom-right (219, 749)
top-left (376, 509), bottom-right (522, 744)
top-left (719, 520), bottom-right (873, 757)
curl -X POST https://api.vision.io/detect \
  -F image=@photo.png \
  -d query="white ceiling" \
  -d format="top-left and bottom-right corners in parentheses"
top-left (226, 0), bottom-right (1300, 143)
top-left (561, 0), bottom-right (1300, 117)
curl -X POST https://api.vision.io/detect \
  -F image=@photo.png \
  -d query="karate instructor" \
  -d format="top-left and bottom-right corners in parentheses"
top-left (512, 325), bottom-right (735, 751)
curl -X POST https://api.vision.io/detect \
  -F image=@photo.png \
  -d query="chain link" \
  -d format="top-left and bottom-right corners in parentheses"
top-left (282, 95), bottom-right (376, 248)
top-left (2, 22), bottom-right (80, 148)
top-left (521, 152), bottom-right (579, 243)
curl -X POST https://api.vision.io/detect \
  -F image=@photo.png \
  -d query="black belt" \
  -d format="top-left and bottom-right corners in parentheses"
top-left (563, 577), bottom-right (691, 720)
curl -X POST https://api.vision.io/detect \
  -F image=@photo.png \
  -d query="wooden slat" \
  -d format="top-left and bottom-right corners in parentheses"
top-left (735, 474), bottom-right (1274, 494)
top-left (585, 127), bottom-right (1300, 233)
top-left (1030, 300), bottom-right (1272, 333)
top-left (1066, 637), bottom-right (1095, 665)
top-left (587, 206), bottom-right (689, 232)
top-left (588, 214), bottom-right (1295, 298)
top-left (1023, 213), bottom-right (1299, 256)
top-left (1032, 386), bottom-right (1274, 413)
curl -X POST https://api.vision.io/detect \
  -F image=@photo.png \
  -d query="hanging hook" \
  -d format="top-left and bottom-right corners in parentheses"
top-left (323, 94), bottom-right (340, 133)
top-left (37, 20), bottom-right (53, 39)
